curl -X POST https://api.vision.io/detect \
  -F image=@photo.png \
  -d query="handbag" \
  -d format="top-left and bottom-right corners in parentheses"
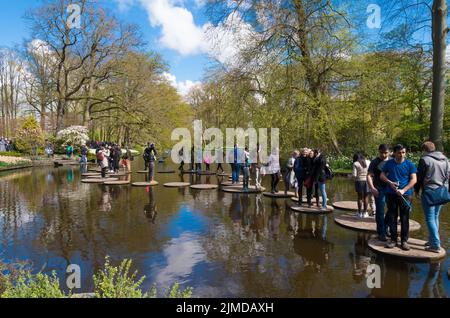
top-left (422, 160), bottom-right (450, 206)
top-left (304, 177), bottom-right (313, 188)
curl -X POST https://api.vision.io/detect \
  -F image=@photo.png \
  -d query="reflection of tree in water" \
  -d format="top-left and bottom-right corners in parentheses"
top-left (349, 233), bottom-right (372, 282)
top-left (292, 213), bottom-right (333, 273)
top-left (144, 187), bottom-right (157, 224)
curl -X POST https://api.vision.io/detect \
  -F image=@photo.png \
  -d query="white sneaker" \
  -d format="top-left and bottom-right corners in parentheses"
top-left (356, 212), bottom-right (362, 219)
top-left (363, 212), bottom-right (370, 218)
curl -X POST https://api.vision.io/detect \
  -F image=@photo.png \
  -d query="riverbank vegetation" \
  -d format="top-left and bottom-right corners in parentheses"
top-left (0, 258), bottom-right (192, 299)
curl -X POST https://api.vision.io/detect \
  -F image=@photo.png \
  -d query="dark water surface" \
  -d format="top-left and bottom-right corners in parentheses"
top-left (0, 159), bottom-right (448, 297)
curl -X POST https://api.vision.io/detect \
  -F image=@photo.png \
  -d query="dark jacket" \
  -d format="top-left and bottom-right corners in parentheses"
top-left (415, 151), bottom-right (450, 192)
top-left (312, 154), bottom-right (327, 182)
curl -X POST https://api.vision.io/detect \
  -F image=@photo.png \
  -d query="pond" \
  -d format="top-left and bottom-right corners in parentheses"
top-left (0, 159), bottom-right (449, 297)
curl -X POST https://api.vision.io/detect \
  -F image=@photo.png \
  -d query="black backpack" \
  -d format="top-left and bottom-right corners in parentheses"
top-left (324, 163), bottom-right (334, 180)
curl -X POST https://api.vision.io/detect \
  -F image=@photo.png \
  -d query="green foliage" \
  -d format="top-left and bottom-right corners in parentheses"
top-left (0, 151), bottom-right (24, 157)
top-left (93, 257), bottom-right (146, 298)
top-left (14, 117), bottom-right (45, 154)
top-left (328, 155), bottom-right (353, 171)
top-left (1, 271), bottom-right (65, 298)
top-left (166, 283), bottom-right (193, 299)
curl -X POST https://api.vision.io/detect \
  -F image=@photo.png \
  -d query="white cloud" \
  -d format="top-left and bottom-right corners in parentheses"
top-left (139, 0), bottom-right (211, 55)
top-left (162, 71), bottom-right (202, 97)
top-left (115, 0), bottom-right (134, 12)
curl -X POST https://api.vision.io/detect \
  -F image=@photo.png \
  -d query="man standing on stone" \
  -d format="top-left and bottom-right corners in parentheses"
top-left (380, 144), bottom-right (417, 251)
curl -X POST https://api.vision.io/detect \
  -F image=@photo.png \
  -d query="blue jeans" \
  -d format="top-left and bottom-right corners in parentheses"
top-left (421, 198), bottom-right (442, 249)
top-left (232, 163), bottom-right (241, 183)
top-left (374, 190), bottom-right (387, 238)
top-left (318, 182), bottom-right (327, 208)
top-left (243, 166), bottom-right (249, 190)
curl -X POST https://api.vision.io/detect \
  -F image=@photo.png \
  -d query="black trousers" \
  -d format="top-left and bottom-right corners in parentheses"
top-left (271, 173), bottom-right (280, 192)
top-left (386, 194), bottom-right (411, 243)
top-left (101, 167), bottom-right (107, 178)
top-left (295, 172), bottom-right (304, 198)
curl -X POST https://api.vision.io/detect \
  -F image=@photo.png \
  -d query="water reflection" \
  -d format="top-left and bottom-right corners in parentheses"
top-left (349, 233), bottom-right (372, 281)
top-left (293, 214), bottom-right (333, 273)
top-left (144, 187), bottom-right (157, 224)
top-left (0, 163), bottom-right (448, 298)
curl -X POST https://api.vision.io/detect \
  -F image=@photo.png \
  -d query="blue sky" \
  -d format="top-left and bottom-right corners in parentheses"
top-left (0, 0), bottom-right (217, 95)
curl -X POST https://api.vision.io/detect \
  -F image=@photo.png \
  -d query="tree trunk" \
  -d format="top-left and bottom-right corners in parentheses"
top-left (430, 0), bottom-right (447, 151)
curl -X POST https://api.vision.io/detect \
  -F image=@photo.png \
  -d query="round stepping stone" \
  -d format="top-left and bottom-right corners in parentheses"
top-left (132, 181), bottom-right (159, 187)
top-left (164, 182), bottom-right (191, 188)
top-left (368, 238), bottom-right (446, 262)
top-left (222, 186), bottom-right (265, 194)
top-left (333, 201), bottom-right (374, 212)
top-left (158, 170), bottom-right (175, 174)
top-left (291, 205), bottom-right (334, 214)
top-left (82, 173), bottom-right (101, 177)
top-left (190, 184), bottom-right (218, 190)
top-left (263, 192), bottom-right (295, 198)
top-left (197, 171), bottom-right (217, 175)
top-left (291, 196), bottom-right (323, 203)
top-left (104, 180), bottom-right (130, 185)
top-left (182, 170), bottom-right (197, 174)
top-left (334, 213), bottom-right (421, 233)
top-left (217, 173), bottom-right (230, 177)
top-left (82, 178), bottom-right (118, 184)
top-left (221, 181), bottom-right (243, 187)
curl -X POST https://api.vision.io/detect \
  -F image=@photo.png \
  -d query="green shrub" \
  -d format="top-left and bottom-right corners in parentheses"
top-left (15, 117), bottom-right (45, 155)
top-left (0, 151), bottom-right (24, 157)
top-left (166, 283), bottom-right (193, 298)
top-left (93, 257), bottom-right (146, 298)
top-left (1, 271), bottom-right (66, 298)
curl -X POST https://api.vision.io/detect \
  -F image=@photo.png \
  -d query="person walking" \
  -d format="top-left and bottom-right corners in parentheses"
top-left (216, 147), bottom-right (224, 173)
top-left (253, 143), bottom-right (262, 190)
top-left (312, 149), bottom-right (328, 210)
top-left (80, 144), bottom-right (88, 174)
top-left (146, 143), bottom-right (158, 182)
top-left (294, 148), bottom-right (306, 200)
top-left (178, 147), bottom-right (185, 172)
top-left (67, 143), bottom-right (73, 159)
top-left (266, 148), bottom-right (281, 194)
top-left (285, 151), bottom-right (298, 195)
top-left (381, 144), bottom-right (417, 251)
top-left (243, 146), bottom-right (251, 192)
top-left (414, 141), bottom-right (450, 253)
top-left (113, 145), bottom-right (121, 173)
top-left (97, 147), bottom-right (108, 179)
top-left (352, 153), bottom-right (372, 218)
top-left (367, 144), bottom-right (390, 241)
top-left (232, 143), bottom-right (241, 184)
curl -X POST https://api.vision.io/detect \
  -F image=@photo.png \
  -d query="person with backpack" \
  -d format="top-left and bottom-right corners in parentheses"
top-left (414, 141), bottom-right (450, 253)
top-left (352, 153), bottom-right (372, 218)
top-left (97, 147), bottom-right (108, 178)
top-left (143, 143), bottom-right (151, 170)
top-left (145, 143), bottom-right (158, 182)
top-left (312, 149), bottom-right (328, 210)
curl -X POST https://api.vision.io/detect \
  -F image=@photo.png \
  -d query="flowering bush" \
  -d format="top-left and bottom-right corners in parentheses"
top-left (56, 126), bottom-right (89, 149)
top-left (15, 117), bottom-right (45, 154)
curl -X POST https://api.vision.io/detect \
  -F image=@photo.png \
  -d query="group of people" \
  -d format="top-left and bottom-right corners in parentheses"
top-left (353, 142), bottom-right (449, 253)
top-left (93, 143), bottom-right (133, 178)
top-left (0, 137), bottom-right (14, 152)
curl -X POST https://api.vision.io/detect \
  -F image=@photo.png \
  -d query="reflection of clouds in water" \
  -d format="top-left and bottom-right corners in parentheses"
top-left (155, 232), bottom-right (205, 287)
